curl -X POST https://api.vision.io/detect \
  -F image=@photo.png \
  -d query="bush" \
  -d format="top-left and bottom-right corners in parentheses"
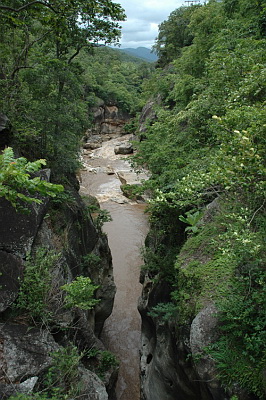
top-left (61, 276), bottom-right (100, 310)
top-left (13, 248), bottom-right (59, 324)
top-left (0, 147), bottom-right (63, 212)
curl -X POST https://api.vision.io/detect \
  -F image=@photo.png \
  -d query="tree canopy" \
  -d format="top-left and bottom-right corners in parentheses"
top-left (134, 1), bottom-right (266, 398)
top-left (0, 0), bottom-right (130, 178)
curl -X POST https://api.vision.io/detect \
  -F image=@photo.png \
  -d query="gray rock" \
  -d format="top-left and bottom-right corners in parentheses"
top-left (18, 376), bottom-right (39, 393)
top-left (190, 304), bottom-right (228, 400)
top-left (0, 323), bottom-right (58, 383)
top-left (83, 142), bottom-right (102, 150)
top-left (78, 368), bottom-right (109, 400)
top-left (139, 277), bottom-right (207, 400)
top-left (139, 96), bottom-right (161, 135)
top-left (0, 176), bottom-right (117, 398)
top-left (0, 251), bottom-right (23, 312)
top-left (114, 142), bottom-right (133, 155)
top-left (0, 169), bottom-right (51, 258)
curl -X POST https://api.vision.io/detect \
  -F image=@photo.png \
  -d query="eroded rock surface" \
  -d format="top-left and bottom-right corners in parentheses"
top-left (114, 141), bottom-right (133, 155)
top-left (0, 177), bottom-right (116, 399)
top-left (139, 274), bottom-right (212, 400)
top-left (85, 102), bottom-right (131, 142)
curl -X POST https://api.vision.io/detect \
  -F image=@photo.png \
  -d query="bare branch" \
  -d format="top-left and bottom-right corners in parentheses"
top-left (10, 30), bottom-right (52, 79)
top-left (0, 1), bottom-right (57, 14)
top-left (10, 65), bottom-right (35, 79)
top-left (248, 199), bottom-right (266, 226)
top-left (67, 44), bottom-right (93, 64)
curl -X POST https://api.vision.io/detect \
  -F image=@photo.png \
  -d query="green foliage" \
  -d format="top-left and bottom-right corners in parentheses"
top-left (206, 260), bottom-right (266, 398)
top-left (86, 203), bottom-right (112, 231)
top-left (87, 349), bottom-right (119, 379)
top-left (148, 302), bottom-right (178, 322)
top-left (0, 0), bottom-right (130, 176)
top-left (14, 248), bottom-right (59, 323)
top-left (81, 253), bottom-right (101, 272)
top-left (136, 2), bottom-right (266, 395)
top-left (153, 5), bottom-right (199, 67)
top-left (10, 345), bottom-right (85, 399)
top-left (0, 147), bottom-right (63, 211)
top-left (61, 276), bottom-right (100, 310)
top-left (97, 350), bottom-right (119, 377)
top-left (42, 345), bottom-right (83, 399)
top-left (9, 395), bottom-right (49, 400)
top-left (141, 243), bottom-right (179, 282)
top-left (79, 47), bottom-right (153, 114)
top-left (179, 210), bottom-right (203, 233)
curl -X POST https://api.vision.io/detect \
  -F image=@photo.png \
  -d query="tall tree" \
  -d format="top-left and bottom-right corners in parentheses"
top-left (153, 5), bottom-right (199, 67)
top-left (0, 0), bottom-right (126, 174)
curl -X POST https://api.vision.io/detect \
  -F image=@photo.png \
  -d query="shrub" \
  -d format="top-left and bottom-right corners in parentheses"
top-left (13, 248), bottom-right (59, 324)
top-left (0, 147), bottom-right (63, 212)
top-left (61, 276), bottom-right (100, 310)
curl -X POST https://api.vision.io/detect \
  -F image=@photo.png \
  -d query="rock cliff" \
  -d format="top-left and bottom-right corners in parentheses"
top-left (83, 100), bottom-right (131, 150)
top-left (0, 176), bottom-right (116, 399)
top-left (139, 209), bottom-right (261, 400)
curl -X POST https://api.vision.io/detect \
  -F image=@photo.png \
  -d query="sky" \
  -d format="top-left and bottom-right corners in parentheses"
top-left (115, 0), bottom-right (190, 49)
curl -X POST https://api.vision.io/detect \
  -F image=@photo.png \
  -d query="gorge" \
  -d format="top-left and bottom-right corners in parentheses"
top-left (0, 0), bottom-right (265, 399)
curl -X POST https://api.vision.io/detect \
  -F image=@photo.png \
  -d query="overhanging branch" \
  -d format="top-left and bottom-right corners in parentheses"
top-left (0, 1), bottom-right (57, 13)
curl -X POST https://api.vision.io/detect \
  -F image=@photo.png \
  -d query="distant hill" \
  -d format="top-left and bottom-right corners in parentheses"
top-left (118, 47), bottom-right (158, 63)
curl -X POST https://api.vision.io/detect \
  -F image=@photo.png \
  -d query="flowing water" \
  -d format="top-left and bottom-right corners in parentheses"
top-left (79, 135), bottom-right (149, 400)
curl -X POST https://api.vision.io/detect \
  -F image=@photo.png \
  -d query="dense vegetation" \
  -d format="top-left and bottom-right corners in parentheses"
top-left (133, 0), bottom-right (266, 398)
top-left (1, 0), bottom-right (265, 398)
top-left (0, 2), bottom-right (151, 399)
top-left (0, 0), bottom-right (151, 182)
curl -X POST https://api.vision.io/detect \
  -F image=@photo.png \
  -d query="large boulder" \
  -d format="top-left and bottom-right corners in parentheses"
top-left (0, 169), bottom-right (51, 258)
top-left (114, 142), bottom-right (133, 155)
top-left (139, 96), bottom-right (161, 136)
top-left (0, 251), bottom-right (23, 313)
top-left (78, 368), bottom-right (109, 400)
top-left (190, 304), bottom-right (227, 400)
top-left (0, 324), bottom-right (58, 387)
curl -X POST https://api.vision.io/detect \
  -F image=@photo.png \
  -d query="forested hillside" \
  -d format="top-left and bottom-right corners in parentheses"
top-left (0, 0), bottom-right (151, 183)
top-left (135, 0), bottom-right (266, 399)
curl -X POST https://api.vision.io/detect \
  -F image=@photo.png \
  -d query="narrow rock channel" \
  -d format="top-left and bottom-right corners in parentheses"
top-left (79, 135), bottom-right (149, 400)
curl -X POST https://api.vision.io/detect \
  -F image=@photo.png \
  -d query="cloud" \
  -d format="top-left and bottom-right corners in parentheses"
top-left (115, 0), bottom-right (186, 48)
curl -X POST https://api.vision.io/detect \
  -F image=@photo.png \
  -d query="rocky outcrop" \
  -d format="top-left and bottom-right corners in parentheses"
top-left (0, 324), bottom-right (58, 383)
top-left (139, 275), bottom-right (213, 400)
top-left (0, 169), bottom-right (51, 258)
top-left (139, 196), bottom-right (260, 400)
top-left (0, 176), bottom-right (116, 399)
top-left (84, 101), bottom-right (131, 149)
top-left (0, 322), bottom-right (111, 399)
top-left (190, 304), bottom-right (226, 400)
top-left (138, 96), bottom-right (161, 137)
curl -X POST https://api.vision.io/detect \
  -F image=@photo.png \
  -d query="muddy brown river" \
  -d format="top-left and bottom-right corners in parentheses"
top-left (80, 135), bottom-right (149, 400)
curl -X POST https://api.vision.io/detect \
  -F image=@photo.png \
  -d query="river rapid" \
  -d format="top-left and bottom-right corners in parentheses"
top-left (79, 135), bottom-right (149, 400)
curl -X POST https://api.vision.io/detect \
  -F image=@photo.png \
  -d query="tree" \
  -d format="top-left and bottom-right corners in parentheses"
top-left (153, 5), bottom-right (199, 67)
top-left (0, 0), bottom-right (126, 175)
